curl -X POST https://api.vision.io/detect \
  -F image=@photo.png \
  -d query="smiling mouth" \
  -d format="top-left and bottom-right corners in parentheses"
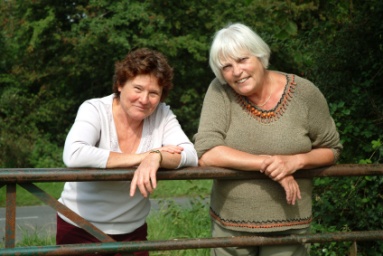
top-left (134, 105), bottom-right (147, 111)
top-left (237, 77), bottom-right (249, 84)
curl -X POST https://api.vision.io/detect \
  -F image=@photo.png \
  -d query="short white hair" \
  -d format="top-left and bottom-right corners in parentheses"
top-left (209, 23), bottom-right (271, 84)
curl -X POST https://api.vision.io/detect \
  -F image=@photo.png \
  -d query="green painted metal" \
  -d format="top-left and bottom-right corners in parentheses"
top-left (0, 230), bottom-right (382, 255)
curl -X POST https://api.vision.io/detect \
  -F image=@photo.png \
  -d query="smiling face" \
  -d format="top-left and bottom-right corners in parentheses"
top-left (118, 74), bottom-right (162, 121)
top-left (220, 52), bottom-right (266, 96)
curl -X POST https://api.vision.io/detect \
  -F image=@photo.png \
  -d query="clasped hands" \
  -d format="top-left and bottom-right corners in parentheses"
top-left (260, 155), bottom-right (301, 205)
top-left (130, 145), bottom-right (183, 198)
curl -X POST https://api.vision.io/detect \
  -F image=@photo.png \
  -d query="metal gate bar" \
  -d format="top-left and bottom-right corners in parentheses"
top-left (19, 183), bottom-right (116, 243)
top-left (0, 164), bottom-right (382, 183)
top-left (5, 184), bottom-right (16, 248)
top-left (0, 230), bottom-right (382, 256)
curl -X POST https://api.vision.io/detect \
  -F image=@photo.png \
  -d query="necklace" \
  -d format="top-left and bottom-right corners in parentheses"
top-left (236, 74), bottom-right (297, 124)
top-left (255, 92), bottom-right (271, 107)
top-left (255, 74), bottom-right (274, 107)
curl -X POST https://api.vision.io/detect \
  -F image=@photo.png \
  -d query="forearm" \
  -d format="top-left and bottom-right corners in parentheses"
top-left (63, 143), bottom-right (110, 168)
top-left (106, 150), bottom-right (182, 169)
top-left (199, 145), bottom-right (269, 171)
top-left (160, 151), bottom-right (182, 169)
top-left (106, 151), bottom-right (146, 168)
top-left (296, 148), bottom-right (335, 170)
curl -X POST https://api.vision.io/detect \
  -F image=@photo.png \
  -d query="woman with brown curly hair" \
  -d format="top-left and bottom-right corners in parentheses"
top-left (57, 48), bottom-right (198, 255)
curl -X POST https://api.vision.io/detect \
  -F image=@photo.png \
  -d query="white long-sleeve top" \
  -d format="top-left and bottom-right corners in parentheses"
top-left (59, 94), bottom-right (198, 234)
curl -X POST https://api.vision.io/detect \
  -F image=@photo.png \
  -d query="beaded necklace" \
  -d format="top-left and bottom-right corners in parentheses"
top-left (236, 74), bottom-right (297, 124)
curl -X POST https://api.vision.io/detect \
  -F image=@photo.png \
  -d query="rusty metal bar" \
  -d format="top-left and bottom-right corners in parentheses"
top-left (0, 164), bottom-right (382, 183)
top-left (5, 184), bottom-right (16, 248)
top-left (0, 230), bottom-right (382, 256)
top-left (18, 183), bottom-right (116, 243)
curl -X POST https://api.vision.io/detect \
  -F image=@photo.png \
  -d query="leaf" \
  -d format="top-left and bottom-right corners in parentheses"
top-left (285, 21), bottom-right (298, 36)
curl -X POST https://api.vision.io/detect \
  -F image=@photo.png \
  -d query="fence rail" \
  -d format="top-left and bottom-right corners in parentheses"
top-left (1, 164), bottom-right (383, 255)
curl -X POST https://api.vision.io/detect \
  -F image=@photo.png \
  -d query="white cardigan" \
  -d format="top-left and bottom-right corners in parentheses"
top-left (59, 94), bottom-right (198, 234)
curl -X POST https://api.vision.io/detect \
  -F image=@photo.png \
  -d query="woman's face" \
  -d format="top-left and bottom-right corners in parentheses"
top-left (220, 52), bottom-right (266, 96)
top-left (118, 74), bottom-right (162, 121)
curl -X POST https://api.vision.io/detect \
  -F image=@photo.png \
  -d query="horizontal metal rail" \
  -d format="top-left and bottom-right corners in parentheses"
top-left (0, 164), bottom-right (382, 255)
top-left (1, 230), bottom-right (382, 256)
top-left (1, 164), bottom-right (382, 183)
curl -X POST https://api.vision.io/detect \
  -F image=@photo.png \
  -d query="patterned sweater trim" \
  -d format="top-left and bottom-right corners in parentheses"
top-left (210, 208), bottom-right (312, 230)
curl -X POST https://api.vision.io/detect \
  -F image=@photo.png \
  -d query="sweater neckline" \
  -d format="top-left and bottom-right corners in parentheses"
top-left (236, 74), bottom-right (297, 123)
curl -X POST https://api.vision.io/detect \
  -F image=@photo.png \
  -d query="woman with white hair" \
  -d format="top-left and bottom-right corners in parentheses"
top-left (194, 23), bottom-right (342, 256)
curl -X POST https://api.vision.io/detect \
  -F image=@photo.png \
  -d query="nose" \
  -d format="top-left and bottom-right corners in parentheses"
top-left (232, 63), bottom-right (242, 77)
top-left (139, 93), bottom-right (149, 104)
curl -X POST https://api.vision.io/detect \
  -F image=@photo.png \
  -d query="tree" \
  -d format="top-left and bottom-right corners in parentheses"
top-left (305, 2), bottom-right (383, 254)
top-left (304, 0), bottom-right (383, 164)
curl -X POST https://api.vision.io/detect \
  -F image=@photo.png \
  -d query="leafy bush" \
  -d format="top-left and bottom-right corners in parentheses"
top-left (312, 139), bottom-right (383, 255)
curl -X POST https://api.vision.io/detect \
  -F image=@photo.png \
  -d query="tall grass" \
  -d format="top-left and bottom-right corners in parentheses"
top-left (147, 198), bottom-right (211, 256)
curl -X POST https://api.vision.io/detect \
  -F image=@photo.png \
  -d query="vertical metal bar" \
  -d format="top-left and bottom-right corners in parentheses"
top-left (5, 184), bottom-right (16, 248)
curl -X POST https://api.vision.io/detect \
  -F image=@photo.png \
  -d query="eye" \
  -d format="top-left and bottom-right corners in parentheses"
top-left (222, 64), bottom-right (232, 71)
top-left (149, 88), bottom-right (162, 98)
top-left (238, 57), bottom-right (248, 63)
top-left (150, 91), bottom-right (159, 96)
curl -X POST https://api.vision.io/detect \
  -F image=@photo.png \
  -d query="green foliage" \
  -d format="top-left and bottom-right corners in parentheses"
top-left (368, 139), bottom-right (383, 164)
top-left (297, 3), bottom-right (383, 252)
top-left (303, 0), bottom-right (383, 163)
top-left (313, 175), bottom-right (383, 248)
top-left (312, 139), bottom-right (383, 255)
top-left (29, 136), bottom-right (64, 168)
top-left (310, 225), bottom-right (352, 256)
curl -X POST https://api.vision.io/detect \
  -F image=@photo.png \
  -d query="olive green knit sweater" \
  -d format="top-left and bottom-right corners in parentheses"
top-left (194, 74), bottom-right (342, 233)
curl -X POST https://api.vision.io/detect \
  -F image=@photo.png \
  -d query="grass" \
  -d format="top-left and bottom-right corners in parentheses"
top-left (16, 228), bottom-right (56, 247)
top-left (146, 198), bottom-right (211, 255)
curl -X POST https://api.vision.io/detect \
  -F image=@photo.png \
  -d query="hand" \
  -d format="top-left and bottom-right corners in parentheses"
top-left (278, 175), bottom-right (301, 205)
top-left (156, 145), bottom-right (184, 154)
top-left (129, 145), bottom-right (183, 197)
top-left (260, 155), bottom-right (300, 181)
top-left (129, 153), bottom-right (161, 198)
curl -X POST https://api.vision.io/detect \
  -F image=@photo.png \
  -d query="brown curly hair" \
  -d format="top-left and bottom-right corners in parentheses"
top-left (113, 48), bottom-right (174, 101)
